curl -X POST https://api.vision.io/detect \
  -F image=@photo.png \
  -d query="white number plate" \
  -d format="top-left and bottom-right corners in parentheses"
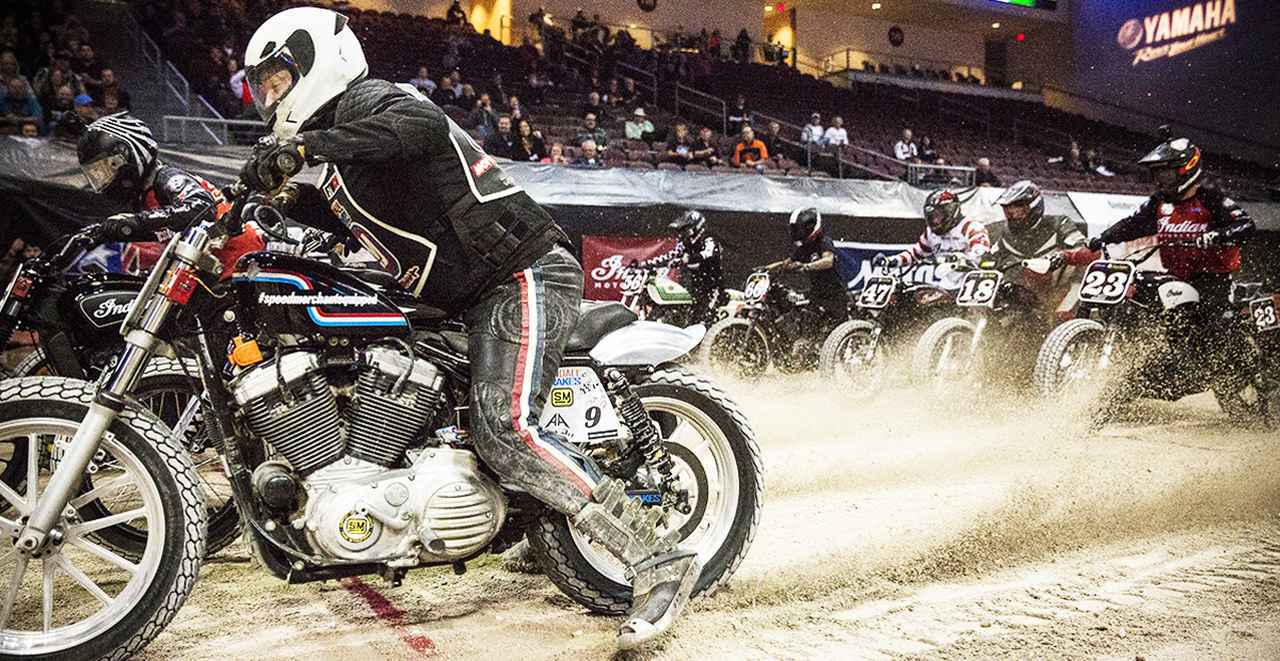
top-left (1079, 260), bottom-right (1135, 305)
top-left (954, 270), bottom-right (1002, 307)
top-left (744, 272), bottom-right (771, 304)
top-left (537, 366), bottom-right (624, 446)
top-left (1251, 296), bottom-right (1279, 333)
top-left (857, 276), bottom-right (897, 309)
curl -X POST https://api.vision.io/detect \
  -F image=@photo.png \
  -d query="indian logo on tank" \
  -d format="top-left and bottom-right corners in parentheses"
top-left (78, 293), bottom-right (137, 328)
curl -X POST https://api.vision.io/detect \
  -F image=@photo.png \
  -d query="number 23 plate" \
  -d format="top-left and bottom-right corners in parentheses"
top-left (1251, 296), bottom-right (1279, 333)
top-left (1078, 261), bottom-right (1135, 305)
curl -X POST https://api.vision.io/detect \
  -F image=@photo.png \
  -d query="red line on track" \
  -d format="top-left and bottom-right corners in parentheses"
top-left (341, 577), bottom-right (437, 656)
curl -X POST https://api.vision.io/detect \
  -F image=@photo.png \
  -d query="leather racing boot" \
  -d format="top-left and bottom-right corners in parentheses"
top-left (570, 477), bottom-right (702, 650)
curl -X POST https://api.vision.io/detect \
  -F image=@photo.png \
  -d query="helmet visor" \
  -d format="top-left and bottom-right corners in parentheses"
top-left (1152, 166), bottom-right (1179, 189)
top-left (81, 153), bottom-right (127, 193)
top-left (247, 51), bottom-right (301, 123)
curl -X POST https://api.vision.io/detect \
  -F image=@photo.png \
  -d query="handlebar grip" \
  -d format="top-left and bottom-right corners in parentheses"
top-left (275, 150), bottom-right (304, 176)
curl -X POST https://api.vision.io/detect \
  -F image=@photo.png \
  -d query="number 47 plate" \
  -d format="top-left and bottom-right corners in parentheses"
top-left (1251, 296), bottom-right (1279, 333)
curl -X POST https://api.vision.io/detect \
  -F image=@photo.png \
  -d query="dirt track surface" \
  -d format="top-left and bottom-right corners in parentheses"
top-left (141, 376), bottom-right (1280, 660)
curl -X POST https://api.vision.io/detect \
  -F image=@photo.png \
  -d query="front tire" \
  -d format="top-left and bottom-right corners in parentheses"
top-left (528, 368), bottom-right (763, 615)
top-left (701, 318), bottom-right (770, 379)
top-left (1033, 318), bottom-right (1107, 397)
top-left (819, 320), bottom-right (884, 398)
top-left (0, 377), bottom-right (205, 660)
top-left (911, 317), bottom-right (976, 392)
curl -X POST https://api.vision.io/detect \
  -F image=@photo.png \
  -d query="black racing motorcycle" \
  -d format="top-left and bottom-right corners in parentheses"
top-left (0, 179), bottom-right (762, 658)
top-left (818, 258), bottom-right (957, 398)
top-left (911, 257), bottom-right (1050, 392)
top-left (701, 266), bottom-right (847, 378)
top-left (1033, 241), bottom-right (1280, 424)
top-left (0, 226), bottom-right (241, 556)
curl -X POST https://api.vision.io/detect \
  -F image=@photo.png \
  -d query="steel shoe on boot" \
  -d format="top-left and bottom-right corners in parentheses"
top-left (569, 477), bottom-right (702, 650)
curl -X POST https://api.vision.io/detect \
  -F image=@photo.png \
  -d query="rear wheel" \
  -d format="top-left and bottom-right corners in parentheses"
top-left (0, 377), bottom-right (204, 660)
top-left (12, 351), bottom-right (239, 557)
top-left (701, 318), bottom-right (770, 379)
top-left (528, 369), bottom-right (763, 614)
top-left (819, 320), bottom-right (884, 398)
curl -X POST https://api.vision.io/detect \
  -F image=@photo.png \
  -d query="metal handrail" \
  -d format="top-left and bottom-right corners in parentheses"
top-left (822, 47), bottom-right (1040, 89)
top-left (675, 83), bottom-right (726, 134)
top-left (162, 115), bottom-right (266, 145)
top-left (906, 162), bottom-right (976, 187)
top-left (749, 110), bottom-right (894, 180)
top-left (616, 61), bottom-right (659, 107)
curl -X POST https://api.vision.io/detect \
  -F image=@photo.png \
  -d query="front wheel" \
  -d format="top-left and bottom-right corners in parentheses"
top-left (911, 317), bottom-right (977, 393)
top-left (528, 368), bottom-right (763, 614)
top-left (1033, 318), bottom-right (1107, 397)
top-left (0, 377), bottom-right (205, 660)
top-left (819, 320), bottom-right (884, 398)
top-left (701, 318), bottom-right (770, 379)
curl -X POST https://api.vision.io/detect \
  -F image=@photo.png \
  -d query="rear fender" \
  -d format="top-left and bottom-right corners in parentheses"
top-left (588, 320), bottom-right (706, 366)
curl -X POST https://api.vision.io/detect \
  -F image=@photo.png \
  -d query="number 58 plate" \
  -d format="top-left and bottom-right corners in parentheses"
top-left (1079, 260), bottom-right (1136, 305)
top-left (1251, 296), bottom-right (1279, 333)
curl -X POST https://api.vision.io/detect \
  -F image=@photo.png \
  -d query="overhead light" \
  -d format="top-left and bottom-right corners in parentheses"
top-left (628, 23), bottom-right (637, 29)
top-left (765, 5), bottom-right (773, 11)
top-left (872, 2), bottom-right (882, 8)
top-left (992, 22), bottom-right (1001, 28)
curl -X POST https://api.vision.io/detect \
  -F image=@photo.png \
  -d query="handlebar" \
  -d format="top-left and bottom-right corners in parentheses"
top-left (1106, 239), bottom-right (1237, 263)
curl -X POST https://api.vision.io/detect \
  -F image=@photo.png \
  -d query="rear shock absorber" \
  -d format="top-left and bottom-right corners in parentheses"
top-left (602, 367), bottom-right (675, 483)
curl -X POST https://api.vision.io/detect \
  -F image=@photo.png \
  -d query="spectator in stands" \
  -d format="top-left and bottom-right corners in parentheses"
top-left (0, 50), bottom-right (25, 88)
top-left (0, 77), bottom-right (42, 135)
top-left (574, 139), bottom-right (604, 168)
top-left (33, 62), bottom-right (81, 110)
top-left (44, 82), bottom-right (73, 125)
top-left (488, 73), bottom-right (508, 107)
top-left (91, 69), bottom-right (130, 110)
top-left (732, 126), bottom-right (768, 170)
top-left (822, 116), bottom-right (849, 149)
top-left (619, 78), bottom-right (638, 105)
top-left (72, 92), bottom-right (95, 125)
top-left (470, 92), bottom-right (498, 138)
top-left (708, 30), bottom-right (723, 59)
top-left (227, 58), bottom-right (252, 115)
top-left (920, 158), bottom-right (954, 187)
top-left (664, 122), bottom-right (696, 165)
top-left (484, 114), bottom-right (517, 159)
top-left (974, 157), bottom-right (1002, 187)
top-left (101, 91), bottom-right (123, 115)
top-left (727, 94), bottom-right (750, 135)
top-left (72, 43), bottom-right (101, 89)
top-left (446, 1), bottom-right (467, 27)
top-left (19, 118), bottom-right (39, 138)
top-left (625, 107), bottom-right (654, 142)
top-left (732, 29), bottom-right (752, 64)
top-left (576, 112), bottom-right (608, 151)
top-left (459, 84), bottom-right (478, 112)
top-left (761, 121), bottom-right (784, 158)
top-left (409, 65), bottom-right (436, 97)
top-left (431, 75), bottom-right (456, 107)
top-left (894, 128), bottom-right (919, 162)
top-left (691, 126), bottom-right (724, 168)
top-left (513, 119), bottom-right (547, 162)
top-left (507, 95), bottom-right (526, 124)
top-left (802, 113), bottom-right (824, 145)
top-left (526, 67), bottom-right (550, 105)
top-left (448, 70), bottom-right (464, 98)
top-left (580, 90), bottom-right (607, 122)
top-left (603, 78), bottom-right (622, 107)
top-left (545, 142), bottom-right (568, 165)
top-left (571, 9), bottom-right (590, 40)
top-left (919, 136), bottom-right (938, 162)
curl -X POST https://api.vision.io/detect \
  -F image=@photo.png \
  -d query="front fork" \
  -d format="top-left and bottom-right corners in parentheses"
top-left (14, 232), bottom-right (205, 554)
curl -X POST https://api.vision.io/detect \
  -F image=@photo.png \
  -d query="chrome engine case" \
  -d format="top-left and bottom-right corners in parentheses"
top-left (300, 447), bottom-right (506, 564)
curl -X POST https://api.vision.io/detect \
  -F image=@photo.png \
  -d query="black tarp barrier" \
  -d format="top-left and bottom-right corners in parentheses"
top-left (2, 137), bottom-right (1277, 286)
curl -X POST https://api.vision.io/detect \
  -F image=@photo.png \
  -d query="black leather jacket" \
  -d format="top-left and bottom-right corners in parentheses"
top-left (291, 78), bottom-right (567, 313)
top-left (132, 164), bottom-right (221, 237)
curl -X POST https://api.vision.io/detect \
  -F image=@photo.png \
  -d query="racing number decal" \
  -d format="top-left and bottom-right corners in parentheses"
top-left (584, 406), bottom-right (601, 428)
top-left (1079, 261), bottom-right (1135, 305)
top-left (1251, 297), bottom-right (1279, 332)
top-left (744, 272), bottom-right (771, 304)
top-left (857, 276), bottom-right (896, 309)
top-left (955, 271), bottom-right (1002, 307)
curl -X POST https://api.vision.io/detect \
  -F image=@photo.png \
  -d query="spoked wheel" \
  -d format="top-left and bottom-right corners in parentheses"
top-left (912, 317), bottom-right (978, 394)
top-left (702, 318), bottom-right (770, 379)
top-left (13, 352), bottom-right (239, 557)
top-left (1033, 319), bottom-right (1107, 396)
top-left (529, 369), bottom-right (763, 614)
top-left (819, 320), bottom-right (884, 398)
top-left (0, 377), bottom-right (204, 660)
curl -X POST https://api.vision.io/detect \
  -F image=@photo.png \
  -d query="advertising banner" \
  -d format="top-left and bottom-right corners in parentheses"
top-left (581, 235), bottom-right (678, 301)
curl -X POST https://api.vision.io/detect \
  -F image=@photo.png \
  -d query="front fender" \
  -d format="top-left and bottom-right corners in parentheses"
top-left (588, 321), bottom-right (706, 366)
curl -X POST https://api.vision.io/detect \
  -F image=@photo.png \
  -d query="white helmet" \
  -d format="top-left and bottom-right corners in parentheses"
top-left (244, 7), bottom-right (368, 139)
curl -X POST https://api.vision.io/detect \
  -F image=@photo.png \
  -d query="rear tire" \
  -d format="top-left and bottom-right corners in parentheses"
top-left (528, 368), bottom-right (763, 615)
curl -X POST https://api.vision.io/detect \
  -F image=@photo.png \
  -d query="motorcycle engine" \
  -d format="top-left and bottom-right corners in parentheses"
top-left (231, 346), bottom-right (506, 563)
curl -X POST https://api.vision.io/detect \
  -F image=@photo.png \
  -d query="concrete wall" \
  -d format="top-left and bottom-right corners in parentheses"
top-left (797, 10), bottom-right (985, 75)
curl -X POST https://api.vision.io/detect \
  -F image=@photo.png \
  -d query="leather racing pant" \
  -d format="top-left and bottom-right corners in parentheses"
top-left (464, 245), bottom-right (603, 515)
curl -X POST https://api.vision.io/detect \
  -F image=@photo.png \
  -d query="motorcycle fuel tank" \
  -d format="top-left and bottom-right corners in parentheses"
top-left (232, 252), bottom-right (410, 337)
top-left (59, 272), bottom-right (146, 347)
